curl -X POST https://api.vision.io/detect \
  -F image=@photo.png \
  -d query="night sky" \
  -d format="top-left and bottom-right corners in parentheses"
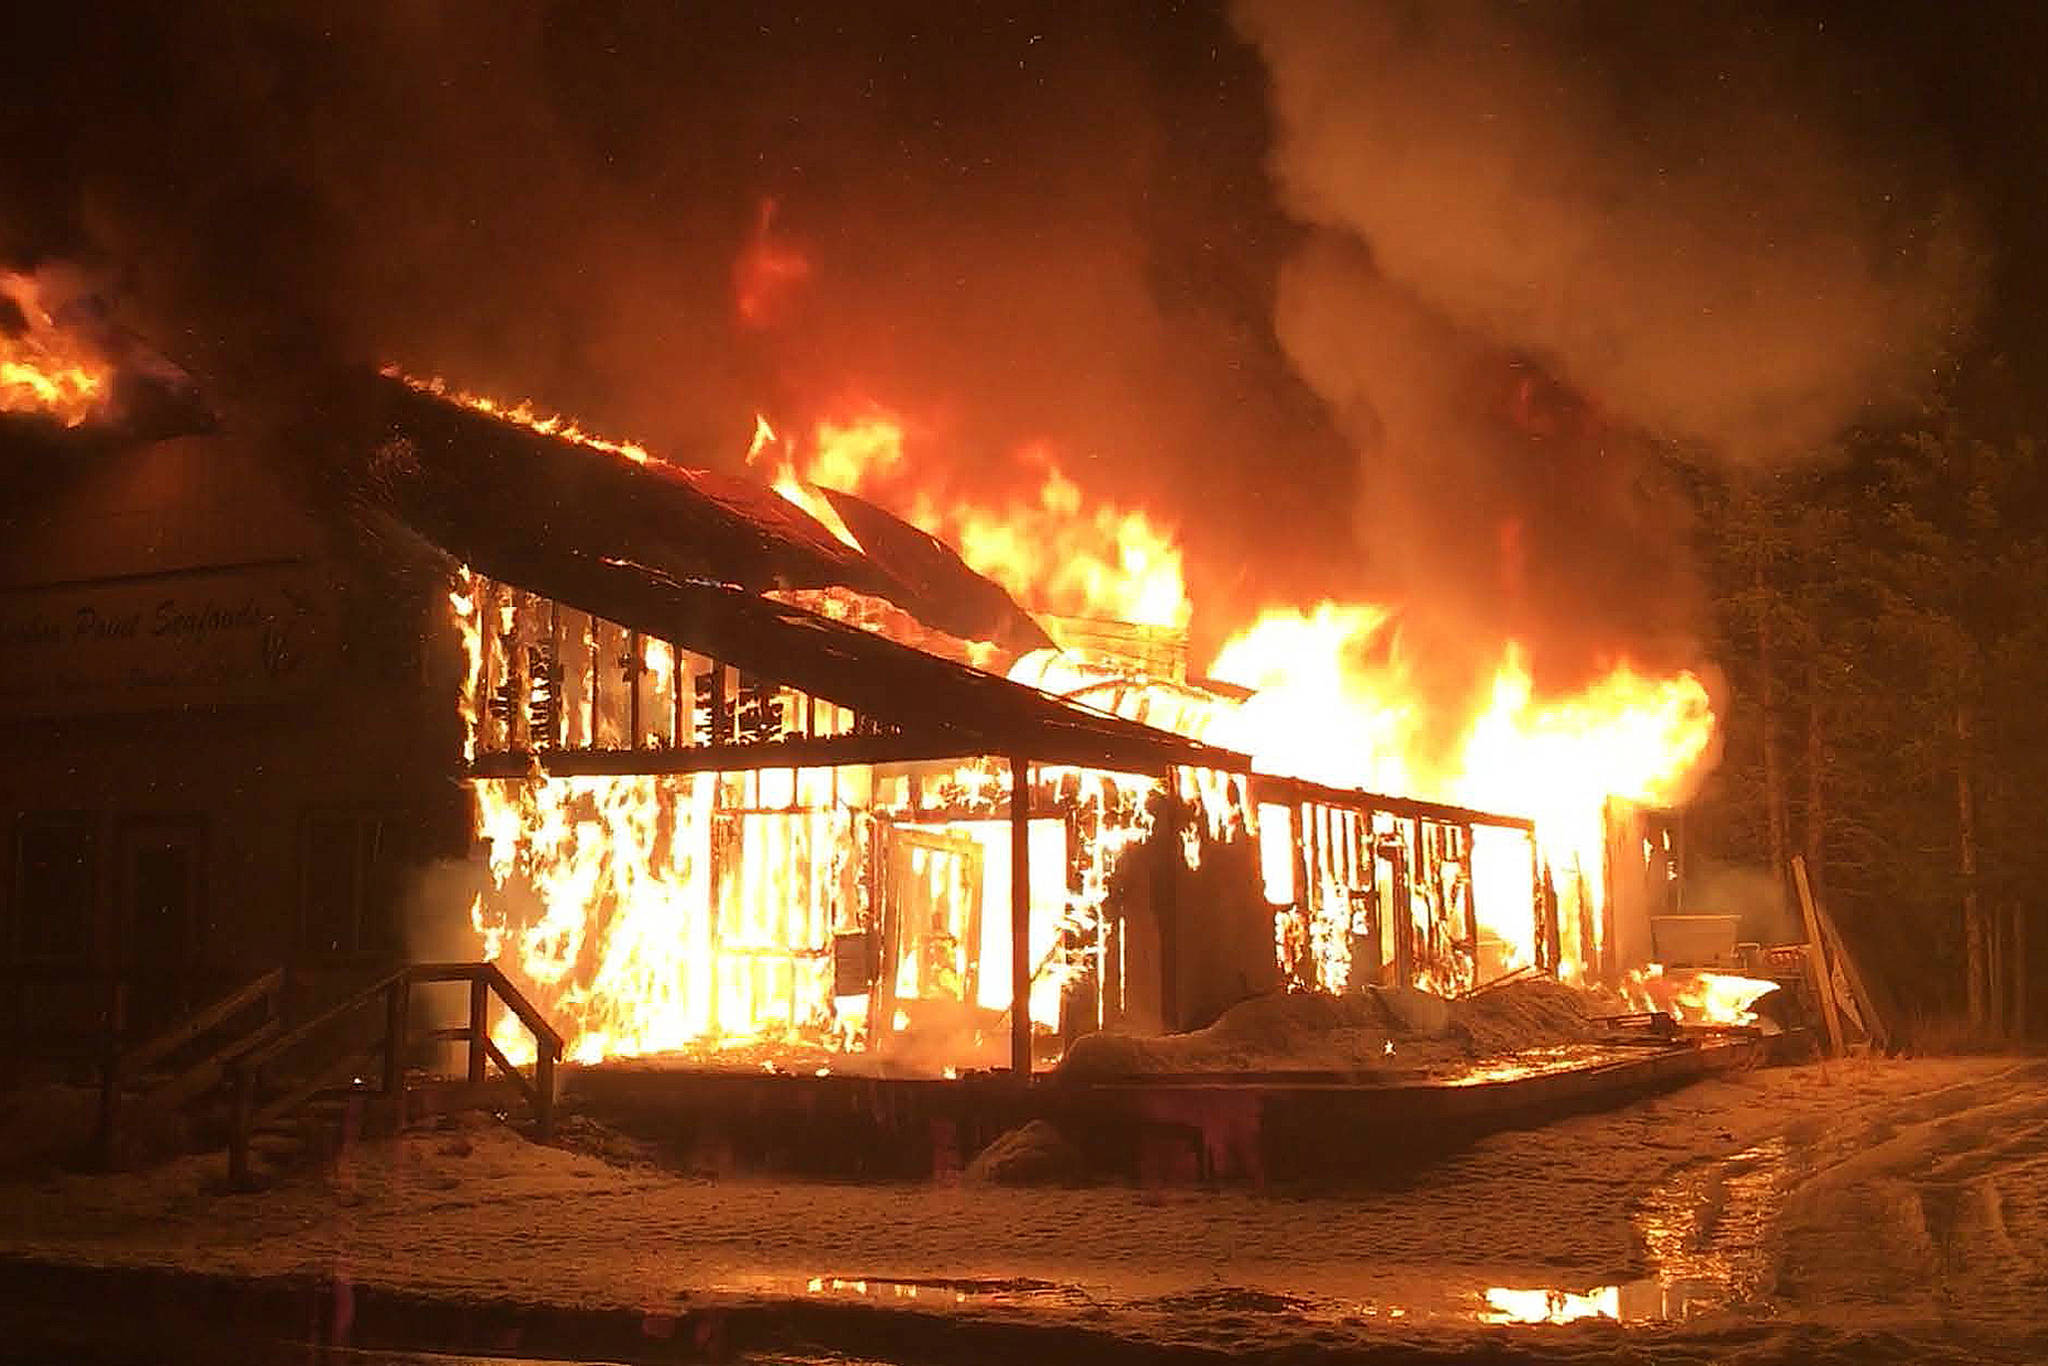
top-left (5, 1), bottom-right (2044, 683)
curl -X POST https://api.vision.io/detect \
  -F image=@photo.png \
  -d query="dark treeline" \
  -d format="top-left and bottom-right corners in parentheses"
top-left (1683, 400), bottom-right (2048, 1041)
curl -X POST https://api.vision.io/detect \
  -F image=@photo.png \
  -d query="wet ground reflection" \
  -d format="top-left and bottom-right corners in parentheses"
top-left (729, 1136), bottom-right (1799, 1331)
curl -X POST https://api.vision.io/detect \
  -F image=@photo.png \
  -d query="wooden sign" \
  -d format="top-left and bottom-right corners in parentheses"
top-left (0, 562), bottom-right (332, 716)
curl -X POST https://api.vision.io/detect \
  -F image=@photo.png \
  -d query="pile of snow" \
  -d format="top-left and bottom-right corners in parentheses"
top-left (1453, 977), bottom-right (1603, 1055)
top-left (963, 1119), bottom-right (1086, 1186)
top-left (1056, 979), bottom-right (1602, 1083)
top-left (1058, 992), bottom-right (1395, 1081)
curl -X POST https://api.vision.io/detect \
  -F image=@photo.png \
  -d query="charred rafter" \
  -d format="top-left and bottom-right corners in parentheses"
top-left (316, 367), bottom-right (889, 596)
top-left (819, 486), bottom-right (1051, 653)
top-left (324, 366), bottom-right (1245, 776)
top-left (457, 546), bottom-right (1247, 775)
top-left (319, 368), bottom-right (1046, 653)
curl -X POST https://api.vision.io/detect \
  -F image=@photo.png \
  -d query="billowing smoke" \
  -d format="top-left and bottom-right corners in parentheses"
top-left (0, 3), bottom-right (1346, 616)
top-left (1232, 0), bottom-right (1980, 699)
top-left (4, 2), bottom-right (1984, 709)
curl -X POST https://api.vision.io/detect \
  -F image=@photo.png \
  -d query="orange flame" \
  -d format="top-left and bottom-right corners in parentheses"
top-left (1, 272), bottom-right (110, 427)
top-left (1209, 603), bottom-right (1714, 974)
top-left (1623, 964), bottom-right (1779, 1026)
top-left (752, 409), bottom-right (1190, 629)
top-left (387, 369), bottom-right (658, 466)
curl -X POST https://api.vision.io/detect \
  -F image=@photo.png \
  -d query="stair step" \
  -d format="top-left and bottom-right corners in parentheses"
top-left (245, 1133), bottom-right (306, 1157)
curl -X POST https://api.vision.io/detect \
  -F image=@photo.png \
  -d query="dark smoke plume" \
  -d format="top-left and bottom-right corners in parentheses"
top-left (1232, 0), bottom-right (1980, 702)
top-left (3, 2), bottom-right (1985, 721)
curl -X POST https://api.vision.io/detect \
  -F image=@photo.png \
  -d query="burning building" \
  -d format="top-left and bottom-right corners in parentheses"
top-left (2, 271), bottom-right (1719, 1087)
top-left (337, 371), bottom-right (1577, 1075)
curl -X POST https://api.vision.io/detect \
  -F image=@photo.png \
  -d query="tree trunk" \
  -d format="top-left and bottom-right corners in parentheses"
top-left (1957, 697), bottom-right (1987, 1033)
top-left (2014, 902), bottom-right (2030, 1042)
top-left (1805, 662), bottom-right (1825, 904)
top-left (1988, 892), bottom-right (2006, 1038)
top-left (1756, 566), bottom-right (1789, 888)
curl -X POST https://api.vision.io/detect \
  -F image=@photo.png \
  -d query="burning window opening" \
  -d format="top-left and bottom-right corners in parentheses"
top-left (452, 568), bottom-right (1194, 1072)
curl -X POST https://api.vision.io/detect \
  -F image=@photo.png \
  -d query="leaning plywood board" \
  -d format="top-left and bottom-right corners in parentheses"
top-left (1792, 857), bottom-right (1847, 1057)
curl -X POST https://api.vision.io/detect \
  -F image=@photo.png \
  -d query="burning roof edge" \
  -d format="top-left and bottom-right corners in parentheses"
top-left (316, 366), bottom-right (1245, 773)
top-left (331, 369), bottom-right (1047, 653)
top-left (331, 369), bottom-right (1534, 829)
top-left (452, 539), bottom-right (1253, 777)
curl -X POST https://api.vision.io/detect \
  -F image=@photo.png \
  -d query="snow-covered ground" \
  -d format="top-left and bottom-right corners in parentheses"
top-left (2, 1054), bottom-right (2043, 1363)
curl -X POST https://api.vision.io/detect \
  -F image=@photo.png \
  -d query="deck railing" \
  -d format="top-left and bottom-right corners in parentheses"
top-left (223, 961), bottom-right (562, 1186)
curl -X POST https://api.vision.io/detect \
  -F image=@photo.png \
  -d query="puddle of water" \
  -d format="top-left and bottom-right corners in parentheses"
top-left (726, 1138), bottom-right (1800, 1332)
top-left (1458, 1134), bottom-right (1803, 1327)
top-left (1459, 1136), bottom-right (1801, 1326)
top-left (716, 1273), bottom-right (1089, 1309)
top-left (732, 1270), bottom-right (1718, 1328)
top-left (1635, 1136), bottom-right (1798, 1308)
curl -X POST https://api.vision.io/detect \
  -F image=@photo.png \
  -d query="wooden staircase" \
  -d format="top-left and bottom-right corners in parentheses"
top-left (98, 962), bottom-right (563, 1187)
top-left (94, 968), bottom-right (286, 1169)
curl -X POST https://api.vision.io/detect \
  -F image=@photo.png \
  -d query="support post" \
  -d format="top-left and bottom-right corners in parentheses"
top-left (1010, 755), bottom-right (1032, 1078)
top-left (711, 663), bottom-right (731, 744)
top-left (382, 974), bottom-right (411, 1098)
top-left (673, 644), bottom-right (688, 745)
top-left (627, 630), bottom-right (643, 748)
top-left (467, 974), bottom-right (489, 1085)
top-left (1459, 824), bottom-right (1480, 968)
top-left (548, 598), bottom-right (563, 747)
top-left (1293, 804), bottom-right (1313, 987)
top-left (1157, 772), bottom-right (1183, 1029)
top-left (534, 1044), bottom-right (557, 1140)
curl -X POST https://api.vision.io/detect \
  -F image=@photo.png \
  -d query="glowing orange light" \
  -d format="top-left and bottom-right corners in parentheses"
top-left (1, 272), bottom-right (110, 427)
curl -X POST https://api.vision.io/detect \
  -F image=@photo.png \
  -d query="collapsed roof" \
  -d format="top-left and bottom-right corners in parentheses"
top-left (318, 368), bottom-right (1249, 775)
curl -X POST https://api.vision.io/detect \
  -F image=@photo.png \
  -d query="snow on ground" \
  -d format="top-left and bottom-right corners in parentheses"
top-left (1, 1054), bottom-right (2043, 1363)
top-left (1057, 976), bottom-right (1605, 1080)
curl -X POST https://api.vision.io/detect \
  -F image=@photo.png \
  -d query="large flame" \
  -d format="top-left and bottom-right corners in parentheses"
top-left (435, 376), bottom-right (1721, 1066)
top-left (1209, 603), bottom-right (1714, 972)
top-left (751, 411), bottom-right (1190, 629)
top-left (1, 272), bottom-right (111, 427)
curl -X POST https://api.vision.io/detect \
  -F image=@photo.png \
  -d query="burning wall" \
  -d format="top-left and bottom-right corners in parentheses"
top-left (445, 557), bottom-right (1581, 1068)
top-left (391, 371), bottom-right (1730, 1068)
top-left (754, 406), bottom-right (1717, 968)
top-left (448, 566), bottom-right (1204, 1070)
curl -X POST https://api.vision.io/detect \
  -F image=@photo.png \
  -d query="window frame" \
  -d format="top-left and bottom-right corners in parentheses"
top-left (8, 811), bottom-right (103, 967)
